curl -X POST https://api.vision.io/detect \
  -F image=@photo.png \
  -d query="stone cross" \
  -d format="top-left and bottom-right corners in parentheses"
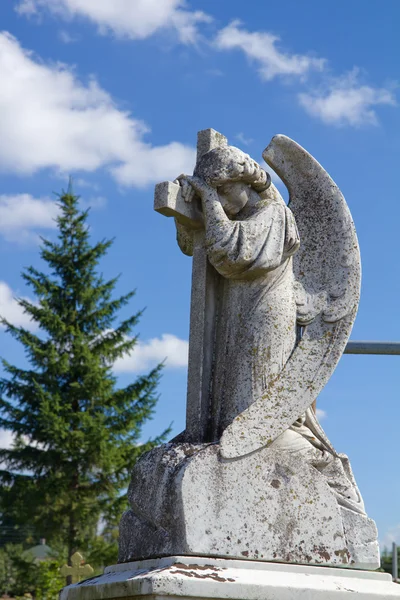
top-left (154, 129), bottom-right (227, 442)
top-left (60, 552), bottom-right (94, 584)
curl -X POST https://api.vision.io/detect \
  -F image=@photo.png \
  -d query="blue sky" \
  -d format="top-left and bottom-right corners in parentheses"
top-left (0, 0), bottom-right (399, 549)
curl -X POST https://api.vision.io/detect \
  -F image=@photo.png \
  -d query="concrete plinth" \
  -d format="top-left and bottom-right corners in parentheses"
top-left (120, 443), bottom-right (379, 569)
top-left (60, 555), bottom-right (400, 600)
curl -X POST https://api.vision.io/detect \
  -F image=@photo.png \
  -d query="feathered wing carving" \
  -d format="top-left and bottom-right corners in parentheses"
top-left (220, 135), bottom-right (361, 459)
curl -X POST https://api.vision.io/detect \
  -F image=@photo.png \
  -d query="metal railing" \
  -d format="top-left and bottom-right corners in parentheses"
top-left (344, 341), bottom-right (400, 355)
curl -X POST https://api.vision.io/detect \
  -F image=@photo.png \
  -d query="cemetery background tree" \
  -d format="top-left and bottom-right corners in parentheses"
top-left (0, 186), bottom-right (168, 565)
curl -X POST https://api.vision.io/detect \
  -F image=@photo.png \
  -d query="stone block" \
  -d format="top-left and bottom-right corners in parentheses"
top-left (119, 443), bottom-right (379, 569)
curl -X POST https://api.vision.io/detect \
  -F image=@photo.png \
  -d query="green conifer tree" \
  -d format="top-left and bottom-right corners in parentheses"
top-left (0, 188), bottom-right (167, 562)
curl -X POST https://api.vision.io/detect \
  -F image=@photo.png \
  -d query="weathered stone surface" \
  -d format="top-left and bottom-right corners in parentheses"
top-left (156, 130), bottom-right (228, 444)
top-left (119, 442), bottom-right (379, 569)
top-left (117, 130), bottom-right (380, 571)
top-left (154, 181), bottom-right (203, 229)
top-left (60, 556), bottom-right (400, 600)
top-left (221, 134), bottom-right (361, 458)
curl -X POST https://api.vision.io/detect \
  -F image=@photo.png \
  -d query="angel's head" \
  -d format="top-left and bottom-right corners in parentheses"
top-left (194, 146), bottom-right (271, 216)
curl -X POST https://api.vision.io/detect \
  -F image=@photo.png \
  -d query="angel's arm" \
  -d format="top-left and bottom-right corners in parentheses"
top-left (184, 176), bottom-right (287, 279)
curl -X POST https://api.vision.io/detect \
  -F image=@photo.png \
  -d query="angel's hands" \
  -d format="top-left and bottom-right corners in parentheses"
top-left (176, 175), bottom-right (217, 203)
top-left (174, 174), bottom-right (196, 204)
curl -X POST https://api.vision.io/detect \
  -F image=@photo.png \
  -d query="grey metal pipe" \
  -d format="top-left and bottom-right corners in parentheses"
top-left (393, 542), bottom-right (398, 582)
top-left (344, 341), bottom-right (400, 355)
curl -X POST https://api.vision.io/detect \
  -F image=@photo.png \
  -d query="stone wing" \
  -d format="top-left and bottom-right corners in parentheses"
top-left (220, 135), bottom-right (361, 459)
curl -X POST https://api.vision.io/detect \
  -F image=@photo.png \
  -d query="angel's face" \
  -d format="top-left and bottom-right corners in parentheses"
top-left (217, 181), bottom-right (251, 216)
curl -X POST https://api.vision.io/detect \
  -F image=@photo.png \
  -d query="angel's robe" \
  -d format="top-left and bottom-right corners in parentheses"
top-left (202, 198), bottom-right (300, 439)
top-left (176, 195), bottom-right (365, 512)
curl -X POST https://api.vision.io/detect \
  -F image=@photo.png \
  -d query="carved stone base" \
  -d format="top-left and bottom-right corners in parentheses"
top-left (119, 443), bottom-right (379, 569)
top-left (60, 556), bottom-right (400, 600)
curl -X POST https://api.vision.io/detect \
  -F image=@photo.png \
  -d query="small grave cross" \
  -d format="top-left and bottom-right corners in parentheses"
top-left (60, 552), bottom-right (94, 584)
top-left (154, 129), bottom-right (227, 442)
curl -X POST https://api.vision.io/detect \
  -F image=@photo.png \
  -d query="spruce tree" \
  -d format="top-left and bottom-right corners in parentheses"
top-left (0, 188), bottom-right (167, 562)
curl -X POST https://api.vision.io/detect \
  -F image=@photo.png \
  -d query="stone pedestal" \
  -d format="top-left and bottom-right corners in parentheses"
top-left (60, 556), bottom-right (400, 600)
top-left (119, 443), bottom-right (379, 569)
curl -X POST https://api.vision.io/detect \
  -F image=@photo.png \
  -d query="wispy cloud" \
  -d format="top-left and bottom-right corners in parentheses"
top-left (58, 29), bottom-right (79, 44)
top-left (0, 282), bottom-right (37, 330)
top-left (75, 178), bottom-right (100, 191)
top-left (214, 23), bottom-right (395, 129)
top-left (235, 132), bottom-right (254, 147)
top-left (316, 408), bottom-right (327, 421)
top-left (0, 194), bottom-right (58, 242)
top-left (114, 333), bottom-right (188, 373)
top-left (0, 191), bottom-right (107, 244)
top-left (215, 20), bottom-right (325, 81)
top-left (298, 70), bottom-right (397, 127)
top-left (80, 196), bottom-right (107, 210)
top-left (0, 32), bottom-right (196, 187)
top-left (379, 523), bottom-right (400, 550)
top-left (16, 0), bottom-right (212, 44)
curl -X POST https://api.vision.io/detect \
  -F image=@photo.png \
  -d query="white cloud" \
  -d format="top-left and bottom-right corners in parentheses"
top-left (0, 192), bottom-right (106, 243)
top-left (0, 282), bottom-right (37, 330)
top-left (0, 32), bottom-right (196, 186)
top-left (111, 142), bottom-right (195, 187)
top-left (75, 178), bottom-right (100, 191)
top-left (235, 132), bottom-right (254, 147)
top-left (114, 333), bottom-right (188, 373)
top-left (380, 524), bottom-right (400, 550)
top-left (58, 29), bottom-right (79, 44)
top-left (0, 429), bottom-right (15, 449)
top-left (0, 429), bottom-right (45, 454)
top-left (0, 194), bottom-right (58, 242)
top-left (16, 0), bottom-right (211, 44)
top-left (16, 0), bottom-right (37, 14)
top-left (215, 21), bottom-right (325, 81)
top-left (316, 408), bottom-right (327, 421)
top-left (80, 195), bottom-right (107, 210)
top-left (298, 70), bottom-right (396, 127)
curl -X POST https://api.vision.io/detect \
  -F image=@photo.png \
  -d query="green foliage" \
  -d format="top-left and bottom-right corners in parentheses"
top-left (84, 530), bottom-right (118, 570)
top-left (0, 543), bottom-right (65, 600)
top-left (34, 559), bottom-right (66, 600)
top-left (0, 189), bottom-right (169, 564)
top-left (0, 544), bottom-right (28, 596)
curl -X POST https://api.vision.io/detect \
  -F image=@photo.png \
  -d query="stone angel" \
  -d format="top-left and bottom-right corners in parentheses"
top-left (174, 141), bottom-right (361, 512)
top-left (120, 132), bottom-right (379, 570)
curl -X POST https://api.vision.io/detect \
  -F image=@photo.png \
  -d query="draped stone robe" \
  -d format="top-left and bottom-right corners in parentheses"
top-left (177, 194), bottom-right (365, 511)
top-left (178, 195), bottom-right (300, 441)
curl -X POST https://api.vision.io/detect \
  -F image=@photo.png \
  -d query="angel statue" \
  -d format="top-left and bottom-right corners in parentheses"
top-left (119, 131), bottom-right (379, 570)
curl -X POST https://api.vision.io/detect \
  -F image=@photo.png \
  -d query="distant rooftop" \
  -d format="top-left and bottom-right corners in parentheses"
top-left (22, 539), bottom-right (53, 562)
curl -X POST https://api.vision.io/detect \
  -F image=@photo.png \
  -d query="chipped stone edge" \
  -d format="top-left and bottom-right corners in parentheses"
top-left (60, 555), bottom-right (400, 600)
